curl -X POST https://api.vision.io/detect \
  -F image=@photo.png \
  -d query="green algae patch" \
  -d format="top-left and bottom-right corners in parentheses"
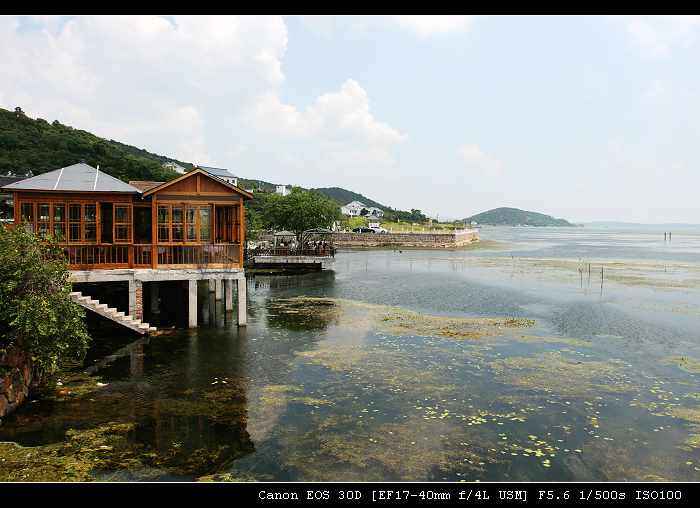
top-left (489, 352), bottom-right (633, 396)
top-left (0, 423), bottom-right (144, 482)
top-left (267, 297), bottom-right (342, 330)
top-left (282, 416), bottom-right (490, 481)
top-left (515, 335), bottom-right (591, 347)
top-left (0, 367), bottom-right (255, 480)
top-left (271, 296), bottom-right (536, 342)
top-left (669, 407), bottom-right (700, 424)
top-left (379, 309), bottom-right (535, 340)
top-left (259, 384), bottom-right (334, 407)
top-left (665, 356), bottom-right (700, 375)
top-left (297, 345), bottom-right (370, 372)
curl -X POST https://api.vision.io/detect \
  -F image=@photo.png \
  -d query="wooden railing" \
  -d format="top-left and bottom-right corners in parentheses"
top-left (247, 246), bottom-right (335, 259)
top-left (64, 244), bottom-right (130, 268)
top-left (64, 243), bottom-right (241, 270)
top-left (156, 244), bottom-right (240, 267)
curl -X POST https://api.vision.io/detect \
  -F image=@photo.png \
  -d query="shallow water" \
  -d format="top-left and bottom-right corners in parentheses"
top-left (2, 226), bottom-right (700, 481)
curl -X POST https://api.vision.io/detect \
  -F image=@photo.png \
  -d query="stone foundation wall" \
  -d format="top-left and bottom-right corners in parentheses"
top-left (0, 346), bottom-right (39, 419)
top-left (332, 229), bottom-right (479, 249)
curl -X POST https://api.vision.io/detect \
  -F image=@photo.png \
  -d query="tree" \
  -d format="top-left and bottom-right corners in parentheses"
top-left (261, 187), bottom-right (341, 239)
top-left (0, 226), bottom-right (90, 375)
top-left (346, 216), bottom-right (368, 230)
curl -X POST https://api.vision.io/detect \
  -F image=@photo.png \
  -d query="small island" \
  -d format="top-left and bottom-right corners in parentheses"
top-left (465, 207), bottom-right (574, 227)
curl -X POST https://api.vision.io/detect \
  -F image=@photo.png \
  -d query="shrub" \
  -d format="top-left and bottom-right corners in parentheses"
top-left (0, 226), bottom-right (90, 375)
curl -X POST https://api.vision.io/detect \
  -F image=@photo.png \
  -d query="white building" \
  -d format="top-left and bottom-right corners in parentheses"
top-left (276, 184), bottom-right (290, 196)
top-left (196, 166), bottom-right (239, 187)
top-left (162, 161), bottom-right (186, 174)
top-left (366, 207), bottom-right (384, 218)
top-left (341, 200), bottom-right (366, 217)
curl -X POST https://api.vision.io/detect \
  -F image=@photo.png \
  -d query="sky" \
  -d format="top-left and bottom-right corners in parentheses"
top-left (1, 15), bottom-right (700, 223)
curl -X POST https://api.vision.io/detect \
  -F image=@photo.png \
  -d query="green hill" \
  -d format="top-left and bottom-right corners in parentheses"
top-left (0, 106), bottom-right (421, 219)
top-left (312, 187), bottom-right (389, 210)
top-left (465, 207), bottom-right (574, 227)
top-left (0, 107), bottom-right (184, 182)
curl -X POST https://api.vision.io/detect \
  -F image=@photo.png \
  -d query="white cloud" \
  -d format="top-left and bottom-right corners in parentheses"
top-left (393, 16), bottom-right (473, 37)
top-left (624, 15), bottom-right (700, 57)
top-left (458, 144), bottom-right (503, 176)
top-left (251, 80), bottom-right (405, 146)
top-left (0, 15), bottom-right (403, 185)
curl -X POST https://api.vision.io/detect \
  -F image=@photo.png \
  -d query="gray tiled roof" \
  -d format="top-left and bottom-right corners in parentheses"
top-left (1, 163), bottom-right (141, 193)
top-left (197, 166), bottom-right (237, 178)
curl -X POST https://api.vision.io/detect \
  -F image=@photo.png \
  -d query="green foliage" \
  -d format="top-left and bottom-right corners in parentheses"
top-left (387, 208), bottom-right (427, 223)
top-left (0, 226), bottom-right (90, 374)
top-left (259, 188), bottom-right (341, 239)
top-left (245, 207), bottom-right (263, 241)
top-left (346, 216), bottom-right (369, 229)
top-left (465, 207), bottom-right (573, 227)
top-left (0, 107), bottom-right (182, 183)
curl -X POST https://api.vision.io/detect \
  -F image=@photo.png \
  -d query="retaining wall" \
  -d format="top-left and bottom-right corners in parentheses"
top-left (0, 346), bottom-right (39, 419)
top-left (332, 229), bottom-right (479, 248)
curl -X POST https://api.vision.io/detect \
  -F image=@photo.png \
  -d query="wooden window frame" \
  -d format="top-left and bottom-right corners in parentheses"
top-left (53, 202), bottom-right (67, 242)
top-left (113, 203), bottom-right (132, 244)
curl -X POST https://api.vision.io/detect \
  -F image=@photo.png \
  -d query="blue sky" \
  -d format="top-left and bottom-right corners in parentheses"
top-left (2, 15), bottom-right (699, 223)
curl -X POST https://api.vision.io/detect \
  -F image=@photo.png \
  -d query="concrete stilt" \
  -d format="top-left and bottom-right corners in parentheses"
top-left (188, 279), bottom-right (198, 328)
top-left (215, 279), bottom-right (223, 301)
top-left (150, 282), bottom-right (160, 315)
top-left (237, 276), bottom-right (247, 326)
top-left (129, 279), bottom-right (143, 320)
top-left (224, 279), bottom-right (233, 311)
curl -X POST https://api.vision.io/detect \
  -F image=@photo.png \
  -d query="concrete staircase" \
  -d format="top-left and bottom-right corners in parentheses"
top-left (69, 291), bottom-right (156, 335)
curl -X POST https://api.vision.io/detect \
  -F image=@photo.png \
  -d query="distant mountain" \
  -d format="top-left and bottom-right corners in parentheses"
top-left (312, 187), bottom-right (389, 210)
top-left (466, 207), bottom-right (574, 227)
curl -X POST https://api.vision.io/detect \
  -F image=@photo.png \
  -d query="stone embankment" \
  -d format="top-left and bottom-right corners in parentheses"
top-left (332, 229), bottom-right (479, 249)
top-left (0, 346), bottom-right (39, 419)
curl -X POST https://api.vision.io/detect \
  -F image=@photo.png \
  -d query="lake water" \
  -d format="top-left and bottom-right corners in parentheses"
top-left (2, 226), bottom-right (700, 481)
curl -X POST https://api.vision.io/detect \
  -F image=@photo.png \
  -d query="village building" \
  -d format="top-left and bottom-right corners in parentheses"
top-left (340, 200), bottom-right (384, 219)
top-left (340, 200), bottom-right (366, 217)
top-left (275, 184), bottom-right (290, 196)
top-left (365, 206), bottom-right (384, 218)
top-left (162, 161), bottom-right (186, 174)
top-left (2, 162), bottom-right (252, 332)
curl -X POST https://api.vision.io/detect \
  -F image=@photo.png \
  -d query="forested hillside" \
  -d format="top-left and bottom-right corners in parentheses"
top-left (465, 207), bottom-right (574, 227)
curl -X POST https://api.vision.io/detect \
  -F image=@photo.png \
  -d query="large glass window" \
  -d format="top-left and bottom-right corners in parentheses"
top-left (69, 204), bottom-right (82, 242)
top-left (84, 204), bottom-right (96, 242)
top-left (172, 206), bottom-right (183, 242)
top-left (186, 207), bottom-right (197, 241)
top-left (199, 206), bottom-right (211, 241)
top-left (37, 203), bottom-right (50, 237)
top-left (53, 204), bottom-right (66, 240)
top-left (114, 205), bottom-right (131, 243)
top-left (20, 203), bottom-right (33, 221)
top-left (157, 205), bottom-right (170, 242)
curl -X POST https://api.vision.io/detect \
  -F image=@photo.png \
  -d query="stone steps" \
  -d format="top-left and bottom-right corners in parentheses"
top-left (69, 291), bottom-right (156, 335)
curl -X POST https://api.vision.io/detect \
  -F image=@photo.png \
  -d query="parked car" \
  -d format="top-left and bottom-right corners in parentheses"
top-left (368, 222), bottom-right (388, 233)
top-left (352, 227), bottom-right (376, 233)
